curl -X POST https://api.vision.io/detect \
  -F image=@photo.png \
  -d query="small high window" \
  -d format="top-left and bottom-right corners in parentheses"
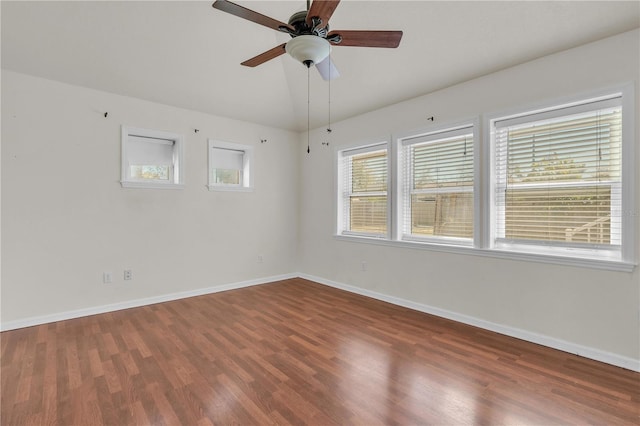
top-left (208, 140), bottom-right (254, 191)
top-left (121, 126), bottom-right (184, 189)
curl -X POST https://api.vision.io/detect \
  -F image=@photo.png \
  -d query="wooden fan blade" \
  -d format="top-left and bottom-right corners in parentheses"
top-left (241, 43), bottom-right (287, 67)
top-left (306, 0), bottom-right (340, 27)
top-left (212, 0), bottom-right (291, 32)
top-left (328, 30), bottom-right (403, 48)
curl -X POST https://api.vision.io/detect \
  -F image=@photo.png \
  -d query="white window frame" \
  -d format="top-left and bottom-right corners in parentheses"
top-left (336, 140), bottom-right (390, 239)
top-left (121, 126), bottom-right (184, 189)
top-left (398, 122), bottom-right (478, 247)
top-left (486, 86), bottom-right (635, 266)
top-left (334, 85), bottom-right (635, 272)
top-left (208, 140), bottom-right (254, 192)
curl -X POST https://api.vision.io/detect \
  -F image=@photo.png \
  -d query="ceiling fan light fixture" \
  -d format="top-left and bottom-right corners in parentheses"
top-left (286, 35), bottom-right (331, 67)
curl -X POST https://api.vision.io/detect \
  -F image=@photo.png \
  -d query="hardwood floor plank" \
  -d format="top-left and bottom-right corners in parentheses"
top-left (272, 382), bottom-right (340, 425)
top-left (130, 399), bottom-right (151, 425)
top-left (106, 332), bottom-right (124, 357)
top-left (2, 278), bottom-right (639, 425)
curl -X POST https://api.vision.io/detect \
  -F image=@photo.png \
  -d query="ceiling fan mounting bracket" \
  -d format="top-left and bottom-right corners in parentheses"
top-left (309, 17), bottom-right (328, 37)
top-left (281, 10), bottom-right (329, 39)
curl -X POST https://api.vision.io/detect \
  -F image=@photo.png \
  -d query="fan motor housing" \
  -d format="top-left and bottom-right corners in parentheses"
top-left (288, 10), bottom-right (329, 38)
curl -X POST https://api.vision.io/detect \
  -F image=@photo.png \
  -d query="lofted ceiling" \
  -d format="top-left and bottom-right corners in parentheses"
top-left (2, 1), bottom-right (639, 132)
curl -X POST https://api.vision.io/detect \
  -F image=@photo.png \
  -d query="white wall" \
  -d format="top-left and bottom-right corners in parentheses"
top-left (298, 30), bottom-right (640, 367)
top-left (2, 29), bottom-right (638, 370)
top-left (1, 70), bottom-right (299, 324)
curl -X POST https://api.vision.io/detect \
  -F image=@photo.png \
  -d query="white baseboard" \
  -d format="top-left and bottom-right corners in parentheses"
top-left (298, 273), bottom-right (640, 373)
top-left (0, 273), bottom-right (297, 332)
top-left (3, 271), bottom-right (637, 372)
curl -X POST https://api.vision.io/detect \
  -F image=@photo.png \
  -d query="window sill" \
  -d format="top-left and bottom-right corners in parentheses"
top-left (334, 234), bottom-right (636, 272)
top-left (207, 185), bottom-right (254, 192)
top-left (121, 181), bottom-right (184, 190)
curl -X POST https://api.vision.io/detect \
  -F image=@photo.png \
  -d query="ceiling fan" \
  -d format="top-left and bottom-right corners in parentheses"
top-left (212, 0), bottom-right (403, 80)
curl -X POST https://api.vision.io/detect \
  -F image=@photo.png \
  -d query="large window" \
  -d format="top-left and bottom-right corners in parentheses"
top-left (335, 87), bottom-right (635, 270)
top-left (400, 126), bottom-right (475, 244)
top-left (491, 96), bottom-right (623, 260)
top-left (121, 126), bottom-right (184, 189)
top-left (338, 143), bottom-right (388, 237)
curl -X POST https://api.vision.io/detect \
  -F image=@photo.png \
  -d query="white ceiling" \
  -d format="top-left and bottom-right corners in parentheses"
top-left (2, 1), bottom-right (639, 132)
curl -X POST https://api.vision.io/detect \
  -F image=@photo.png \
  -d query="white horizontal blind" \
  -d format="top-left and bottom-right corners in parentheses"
top-left (127, 135), bottom-right (175, 166)
top-left (494, 99), bottom-right (622, 249)
top-left (402, 128), bottom-right (474, 241)
top-left (341, 145), bottom-right (387, 236)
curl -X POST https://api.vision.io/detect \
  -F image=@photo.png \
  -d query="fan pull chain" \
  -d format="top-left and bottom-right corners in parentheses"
top-left (327, 55), bottom-right (332, 136)
top-left (307, 66), bottom-right (311, 154)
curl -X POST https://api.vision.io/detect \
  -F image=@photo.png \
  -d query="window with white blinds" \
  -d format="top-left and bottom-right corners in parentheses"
top-left (335, 87), bottom-right (633, 269)
top-left (401, 126), bottom-right (474, 243)
top-left (493, 96), bottom-right (623, 254)
top-left (338, 144), bottom-right (388, 237)
top-left (208, 140), bottom-right (254, 191)
top-left (121, 127), bottom-right (184, 189)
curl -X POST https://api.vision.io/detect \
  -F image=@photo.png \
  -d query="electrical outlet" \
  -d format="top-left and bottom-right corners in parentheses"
top-left (257, 255), bottom-right (264, 263)
top-left (103, 272), bottom-right (113, 284)
top-left (124, 270), bottom-right (132, 280)
top-left (361, 261), bottom-right (367, 272)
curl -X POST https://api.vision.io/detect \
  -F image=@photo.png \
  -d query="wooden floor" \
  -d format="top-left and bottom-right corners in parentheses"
top-left (2, 278), bottom-right (639, 425)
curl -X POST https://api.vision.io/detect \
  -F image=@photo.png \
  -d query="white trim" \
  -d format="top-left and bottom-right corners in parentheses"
top-left (484, 84), bottom-right (631, 131)
top-left (298, 273), bottom-right (640, 372)
top-left (340, 141), bottom-right (388, 157)
top-left (121, 181), bottom-right (185, 190)
top-left (334, 234), bottom-right (635, 272)
top-left (493, 95), bottom-right (622, 129)
top-left (2, 272), bottom-right (637, 372)
top-left (619, 83), bottom-right (636, 264)
top-left (394, 117), bottom-right (479, 144)
top-left (207, 185), bottom-right (254, 192)
top-left (399, 124), bottom-right (475, 146)
top-left (0, 273), bottom-right (296, 332)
